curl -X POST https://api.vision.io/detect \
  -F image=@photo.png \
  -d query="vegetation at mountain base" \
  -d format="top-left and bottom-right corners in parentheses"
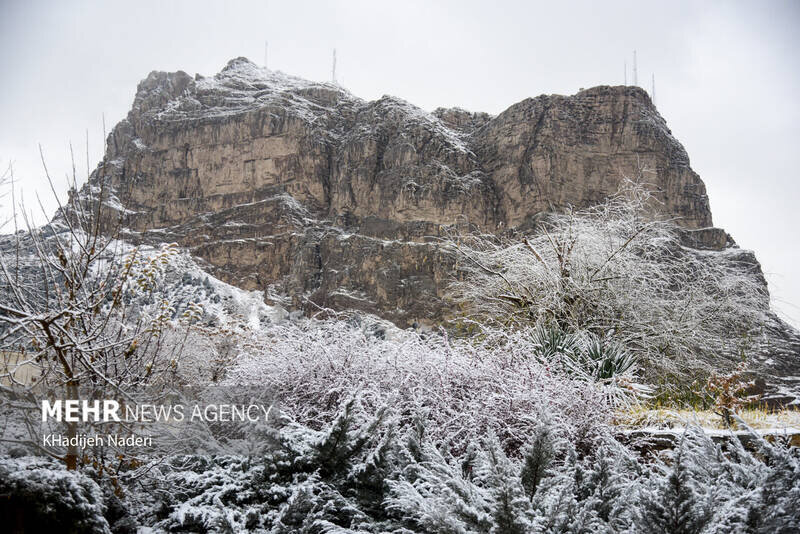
top-left (1, 162), bottom-right (798, 533)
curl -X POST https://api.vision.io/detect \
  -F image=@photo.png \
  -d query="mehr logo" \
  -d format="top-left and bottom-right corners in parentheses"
top-left (41, 400), bottom-right (122, 422)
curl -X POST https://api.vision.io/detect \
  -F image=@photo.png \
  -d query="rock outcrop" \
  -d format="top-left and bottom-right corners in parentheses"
top-left (86, 57), bottom-right (730, 326)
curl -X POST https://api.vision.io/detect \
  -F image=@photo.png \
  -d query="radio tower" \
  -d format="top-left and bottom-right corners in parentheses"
top-left (633, 50), bottom-right (638, 86)
top-left (651, 73), bottom-right (656, 105)
top-left (624, 60), bottom-right (627, 85)
top-left (264, 41), bottom-right (268, 70)
top-left (332, 48), bottom-right (337, 84)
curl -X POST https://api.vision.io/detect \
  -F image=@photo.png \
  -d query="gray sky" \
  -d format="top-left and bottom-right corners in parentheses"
top-left (1, 0), bottom-right (798, 326)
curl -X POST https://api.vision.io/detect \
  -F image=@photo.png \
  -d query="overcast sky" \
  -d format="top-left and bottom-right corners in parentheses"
top-left (1, 0), bottom-right (798, 326)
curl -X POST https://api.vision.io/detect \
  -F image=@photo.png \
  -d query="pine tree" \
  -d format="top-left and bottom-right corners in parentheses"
top-left (743, 436), bottom-right (800, 533)
top-left (636, 442), bottom-right (711, 534)
top-left (478, 434), bottom-right (535, 534)
top-left (520, 423), bottom-right (556, 500)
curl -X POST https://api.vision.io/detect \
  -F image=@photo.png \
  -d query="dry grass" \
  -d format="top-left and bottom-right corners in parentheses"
top-left (614, 404), bottom-right (800, 431)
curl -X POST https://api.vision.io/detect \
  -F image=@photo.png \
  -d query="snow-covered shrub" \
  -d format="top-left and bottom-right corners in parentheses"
top-left (636, 444), bottom-right (712, 534)
top-left (386, 415), bottom-right (639, 534)
top-left (387, 419), bottom-right (800, 534)
top-left (634, 425), bottom-right (800, 534)
top-left (3, 403), bottom-right (797, 533)
top-left (0, 456), bottom-right (110, 533)
top-left (224, 318), bottom-right (616, 456)
top-left (447, 180), bottom-right (769, 383)
top-left (147, 398), bottom-right (394, 533)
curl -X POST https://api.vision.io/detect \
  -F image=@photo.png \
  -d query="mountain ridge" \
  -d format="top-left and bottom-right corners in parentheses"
top-left (82, 57), bottom-right (733, 327)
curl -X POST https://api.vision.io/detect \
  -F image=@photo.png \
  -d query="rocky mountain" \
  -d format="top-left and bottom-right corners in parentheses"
top-left (85, 57), bottom-right (734, 327)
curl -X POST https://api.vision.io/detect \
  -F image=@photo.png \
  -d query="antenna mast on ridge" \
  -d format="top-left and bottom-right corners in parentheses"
top-left (651, 73), bottom-right (656, 105)
top-left (633, 50), bottom-right (638, 86)
top-left (624, 60), bottom-right (627, 85)
top-left (332, 48), bottom-right (337, 83)
top-left (264, 41), bottom-right (268, 70)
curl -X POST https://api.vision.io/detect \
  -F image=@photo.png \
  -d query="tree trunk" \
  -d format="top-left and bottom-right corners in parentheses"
top-left (65, 381), bottom-right (78, 470)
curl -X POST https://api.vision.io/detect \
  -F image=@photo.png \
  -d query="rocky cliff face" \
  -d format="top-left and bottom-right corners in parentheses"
top-left (85, 57), bottom-right (736, 327)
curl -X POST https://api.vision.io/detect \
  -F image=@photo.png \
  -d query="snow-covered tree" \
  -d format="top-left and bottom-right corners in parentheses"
top-left (447, 179), bottom-right (769, 383)
top-left (0, 161), bottom-right (187, 471)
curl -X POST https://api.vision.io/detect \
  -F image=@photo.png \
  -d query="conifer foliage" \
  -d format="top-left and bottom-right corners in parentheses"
top-left (1, 398), bottom-right (787, 533)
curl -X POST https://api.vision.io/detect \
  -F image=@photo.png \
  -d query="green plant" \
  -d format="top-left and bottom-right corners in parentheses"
top-left (575, 335), bottom-right (637, 381)
top-left (530, 324), bottom-right (639, 384)
top-left (529, 322), bottom-right (581, 361)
